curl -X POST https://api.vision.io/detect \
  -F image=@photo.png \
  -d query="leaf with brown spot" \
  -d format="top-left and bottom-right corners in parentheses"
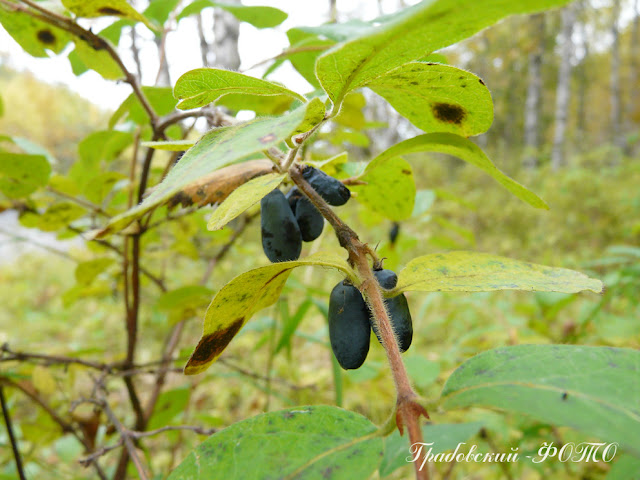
top-left (61, 0), bottom-right (154, 29)
top-left (0, 6), bottom-right (71, 57)
top-left (184, 253), bottom-right (353, 375)
top-left (367, 62), bottom-right (492, 136)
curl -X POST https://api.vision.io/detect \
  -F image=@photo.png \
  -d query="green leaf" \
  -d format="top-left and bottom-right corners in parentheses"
top-left (397, 251), bottom-right (604, 294)
top-left (95, 102), bottom-right (315, 238)
top-left (75, 258), bottom-right (115, 285)
top-left (351, 156), bottom-right (415, 221)
top-left (0, 5), bottom-right (72, 57)
top-left (174, 68), bottom-right (305, 110)
top-left (148, 387), bottom-right (191, 430)
top-left (217, 93), bottom-right (294, 115)
top-left (287, 97), bottom-right (325, 145)
top-left (184, 252), bottom-right (353, 375)
top-left (368, 62), bottom-right (493, 136)
top-left (441, 345), bottom-right (640, 456)
top-left (177, 1), bottom-right (287, 29)
top-left (143, 0), bottom-right (181, 26)
top-left (606, 456), bottom-right (640, 480)
top-left (110, 86), bottom-right (177, 128)
top-left (20, 202), bottom-right (86, 231)
top-left (73, 38), bottom-right (123, 80)
top-left (84, 171), bottom-right (127, 203)
top-left (284, 29), bottom-right (334, 88)
top-left (168, 406), bottom-right (383, 480)
top-left (141, 140), bottom-right (195, 151)
top-left (316, 0), bottom-right (571, 107)
top-left (156, 286), bottom-right (213, 312)
top-left (61, 0), bottom-right (154, 29)
top-left (333, 92), bottom-right (366, 131)
top-left (79, 130), bottom-right (133, 166)
top-left (403, 356), bottom-right (440, 390)
top-left (375, 133), bottom-right (548, 209)
top-left (380, 422), bottom-right (484, 476)
top-left (207, 173), bottom-right (285, 231)
top-left (0, 153), bottom-right (51, 198)
top-left (275, 298), bottom-right (313, 354)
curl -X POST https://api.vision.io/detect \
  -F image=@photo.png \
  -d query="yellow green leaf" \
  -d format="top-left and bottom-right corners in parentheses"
top-left (396, 251), bottom-right (604, 294)
top-left (207, 173), bottom-right (285, 231)
top-left (351, 156), bottom-right (415, 221)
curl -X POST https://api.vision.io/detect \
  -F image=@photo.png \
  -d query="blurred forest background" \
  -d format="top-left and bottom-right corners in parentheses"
top-left (0, 0), bottom-right (639, 479)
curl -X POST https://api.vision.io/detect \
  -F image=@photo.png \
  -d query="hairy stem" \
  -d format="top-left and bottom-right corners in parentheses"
top-left (289, 165), bottom-right (429, 479)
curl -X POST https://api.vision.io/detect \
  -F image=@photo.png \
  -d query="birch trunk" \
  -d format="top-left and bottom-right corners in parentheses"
top-left (524, 14), bottom-right (545, 168)
top-left (551, 4), bottom-right (576, 171)
top-left (213, 2), bottom-right (241, 70)
top-left (610, 0), bottom-right (622, 150)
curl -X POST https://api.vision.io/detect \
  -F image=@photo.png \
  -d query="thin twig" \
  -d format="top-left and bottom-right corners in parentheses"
top-left (46, 186), bottom-right (111, 218)
top-left (0, 377), bottom-right (108, 479)
top-left (89, 397), bottom-right (149, 480)
top-left (0, 387), bottom-right (27, 480)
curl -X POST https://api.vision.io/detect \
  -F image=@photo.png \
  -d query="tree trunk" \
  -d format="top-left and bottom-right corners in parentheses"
top-left (576, 3), bottom-right (589, 146)
top-left (155, 35), bottom-right (171, 86)
top-left (196, 13), bottom-right (211, 67)
top-left (523, 14), bottom-right (545, 168)
top-left (627, 0), bottom-right (639, 149)
top-left (610, 0), bottom-right (622, 150)
top-left (551, 4), bottom-right (576, 171)
top-left (213, 2), bottom-right (241, 70)
top-left (129, 25), bottom-right (142, 82)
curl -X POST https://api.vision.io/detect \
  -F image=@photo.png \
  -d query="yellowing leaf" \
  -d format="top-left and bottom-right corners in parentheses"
top-left (368, 62), bottom-right (493, 136)
top-left (174, 68), bottom-right (305, 110)
top-left (396, 251), bottom-right (604, 294)
top-left (207, 173), bottom-right (285, 231)
top-left (62, 0), bottom-right (153, 29)
top-left (351, 156), bottom-right (415, 221)
top-left (32, 366), bottom-right (57, 396)
top-left (184, 253), bottom-right (353, 375)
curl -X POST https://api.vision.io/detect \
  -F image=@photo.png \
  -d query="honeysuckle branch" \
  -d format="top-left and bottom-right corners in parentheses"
top-left (289, 164), bottom-right (429, 480)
